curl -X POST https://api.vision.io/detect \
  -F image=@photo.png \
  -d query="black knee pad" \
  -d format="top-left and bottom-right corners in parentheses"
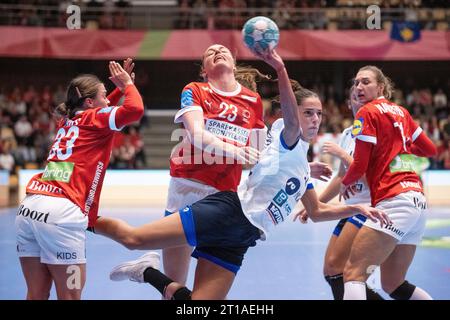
top-left (172, 287), bottom-right (192, 300)
top-left (389, 280), bottom-right (416, 300)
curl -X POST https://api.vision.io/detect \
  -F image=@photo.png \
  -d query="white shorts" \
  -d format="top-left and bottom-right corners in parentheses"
top-left (15, 194), bottom-right (88, 265)
top-left (165, 177), bottom-right (220, 215)
top-left (364, 191), bottom-right (427, 245)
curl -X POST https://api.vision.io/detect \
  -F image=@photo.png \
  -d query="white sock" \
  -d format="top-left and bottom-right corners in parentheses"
top-left (409, 286), bottom-right (433, 300)
top-left (344, 281), bottom-right (367, 300)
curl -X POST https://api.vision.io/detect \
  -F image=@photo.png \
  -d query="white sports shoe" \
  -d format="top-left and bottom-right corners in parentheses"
top-left (110, 251), bottom-right (160, 283)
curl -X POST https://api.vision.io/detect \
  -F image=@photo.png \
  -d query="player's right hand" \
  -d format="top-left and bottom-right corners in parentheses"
top-left (257, 49), bottom-right (285, 74)
top-left (356, 205), bottom-right (391, 228)
top-left (293, 209), bottom-right (308, 224)
top-left (322, 141), bottom-right (345, 159)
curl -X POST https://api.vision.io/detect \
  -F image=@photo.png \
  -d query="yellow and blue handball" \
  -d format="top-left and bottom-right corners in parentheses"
top-left (242, 16), bottom-right (280, 55)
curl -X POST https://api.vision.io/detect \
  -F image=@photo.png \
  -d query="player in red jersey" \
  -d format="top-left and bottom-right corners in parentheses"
top-left (341, 66), bottom-right (437, 300)
top-left (15, 59), bottom-right (144, 300)
top-left (162, 44), bottom-right (267, 286)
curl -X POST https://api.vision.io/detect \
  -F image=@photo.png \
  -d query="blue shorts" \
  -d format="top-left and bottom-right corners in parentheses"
top-left (332, 214), bottom-right (367, 236)
top-left (179, 191), bottom-right (261, 274)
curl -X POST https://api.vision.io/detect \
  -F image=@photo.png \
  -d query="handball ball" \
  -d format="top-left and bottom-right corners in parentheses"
top-left (242, 16), bottom-right (280, 55)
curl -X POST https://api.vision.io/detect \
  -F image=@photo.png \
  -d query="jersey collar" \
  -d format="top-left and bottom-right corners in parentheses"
top-left (208, 82), bottom-right (241, 97)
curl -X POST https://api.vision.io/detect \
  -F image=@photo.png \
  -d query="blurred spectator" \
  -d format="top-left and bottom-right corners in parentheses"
top-left (14, 115), bottom-right (33, 145)
top-left (0, 140), bottom-right (15, 173)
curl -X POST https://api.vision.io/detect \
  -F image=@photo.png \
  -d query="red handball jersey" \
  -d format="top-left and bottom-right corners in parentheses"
top-left (170, 82), bottom-right (265, 192)
top-left (349, 97), bottom-right (424, 205)
top-left (26, 85), bottom-right (144, 227)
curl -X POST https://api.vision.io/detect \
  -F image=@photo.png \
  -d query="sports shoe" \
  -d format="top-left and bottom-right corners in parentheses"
top-left (109, 251), bottom-right (160, 283)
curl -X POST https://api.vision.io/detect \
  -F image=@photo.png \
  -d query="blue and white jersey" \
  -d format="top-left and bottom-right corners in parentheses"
top-left (238, 118), bottom-right (313, 240)
top-left (339, 126), bottom-right (371, 205)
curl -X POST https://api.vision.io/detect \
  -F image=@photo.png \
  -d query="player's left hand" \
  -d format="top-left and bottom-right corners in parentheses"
top-left (123, 58), bottom-right (135, 83)
top-left (293, 208), bottom-right (308, 224)
top-left (309, 161), bottom-right (332, 182)
top-left (109, 61), bottom-right (133, 92)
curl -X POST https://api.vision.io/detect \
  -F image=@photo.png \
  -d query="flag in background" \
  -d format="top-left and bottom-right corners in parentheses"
top-left (391, 21), bottom-right (421, 43)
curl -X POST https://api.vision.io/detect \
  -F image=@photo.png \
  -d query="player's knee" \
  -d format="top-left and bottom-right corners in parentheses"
top-left (27, 288), bottom-right (50, 300)
top-left (342, 259), bottom-right (363, 282)
top-left (122, 235), bottom-right (142, 250)
top-left (324, 253), bottom-right (346, 275)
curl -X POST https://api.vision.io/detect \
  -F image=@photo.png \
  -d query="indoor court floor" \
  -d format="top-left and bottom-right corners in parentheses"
top-left (1, 206), bottom-right (449, 300)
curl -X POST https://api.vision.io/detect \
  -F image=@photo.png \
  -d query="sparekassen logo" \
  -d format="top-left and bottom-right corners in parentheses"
top-left (351, 117), bottom-right (364, 137)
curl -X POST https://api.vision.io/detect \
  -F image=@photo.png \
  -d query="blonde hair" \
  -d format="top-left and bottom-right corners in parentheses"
top-left (358, 65), bottom-right (394, 99)
top-left (54, 74), bottom-right (102, 118)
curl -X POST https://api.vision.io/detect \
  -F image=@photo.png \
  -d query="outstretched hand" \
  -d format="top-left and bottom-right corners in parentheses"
top-left (123, 58), bottom-right (135, 83)
top-left (293, 208), bottom-right (308, 224)
top-left (339, 183), bottom-right (356, 202)
top-left (322, 141), bottom-right (345, 159)
top-left (256, 49), bottom-right (285, 73)
top-left (109, 61), bottom-right (134, 92)
top-left (310, 161), bottom-right (332, 182)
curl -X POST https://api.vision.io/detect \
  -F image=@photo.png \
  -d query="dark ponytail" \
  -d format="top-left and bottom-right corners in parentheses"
top-left (53, 74), bottom-right (102, 119)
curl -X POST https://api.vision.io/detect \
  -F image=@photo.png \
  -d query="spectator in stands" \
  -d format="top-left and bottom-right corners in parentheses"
top-left (0, 139), bottom-right (15, 173)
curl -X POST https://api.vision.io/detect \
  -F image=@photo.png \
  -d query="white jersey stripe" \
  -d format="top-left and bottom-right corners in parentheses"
top-left (412, 127), bottom-right (423, 142)
top-left (356, 135), bottom-right (377, 144)
top-left (174, 106), bottom-right (203, 123)
top-left (109, 107), bottom-right (124, 131)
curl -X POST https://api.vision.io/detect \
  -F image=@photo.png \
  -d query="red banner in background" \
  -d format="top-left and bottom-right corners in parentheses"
top-left (0, 27), bottom-right (145, 59)
top-left (163, 30), bottom-right (450, 60)
top-left (0, 27), bottom-right (449, 60)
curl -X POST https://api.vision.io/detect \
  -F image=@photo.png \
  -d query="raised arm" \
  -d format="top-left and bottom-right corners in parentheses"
top-left (108, 61), bottom-right (144, 128)
top-left (258, 50), bottom-right (301, 147)
top-left (107, 58), bottom-right (136, 106)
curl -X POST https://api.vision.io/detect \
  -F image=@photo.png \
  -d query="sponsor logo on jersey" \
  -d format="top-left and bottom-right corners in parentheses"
top-left (28, 180), bottom-right (63, 194)
top-left (273, 189), bottom-right (288, 207)
top-left (384, 223), bottom-right (405, 238)
top-left (285, 177), bottom-right (301, 195)
top-left (17, 205), bottom-right (49, 223)
top-left (413, 197), bottom-right (427, 210)
top-left (283, 203), bottom-right (292, 215)
top-left (57, 252), bottom-right (77, 260)
top-left (351, 117), bottom-right (364, 137)
top-left (266, 202), bottom-right (283, 225)
top-left (353, 183), bottom-right (363, 193)
top-left (399, 180), bottom-right (422, 190)
top-left (97, 106), bottom-right (113, 114)
top-left (205, 119), bottom-right (250, 145)
top-left (390, 154), bottom-right (423, 174)
top-left (42, 161), bottom-right (74, 183)
top-left (181, 89), bottom-right (194, 108)
top-left (84, 161), bottom-right (104, 215)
